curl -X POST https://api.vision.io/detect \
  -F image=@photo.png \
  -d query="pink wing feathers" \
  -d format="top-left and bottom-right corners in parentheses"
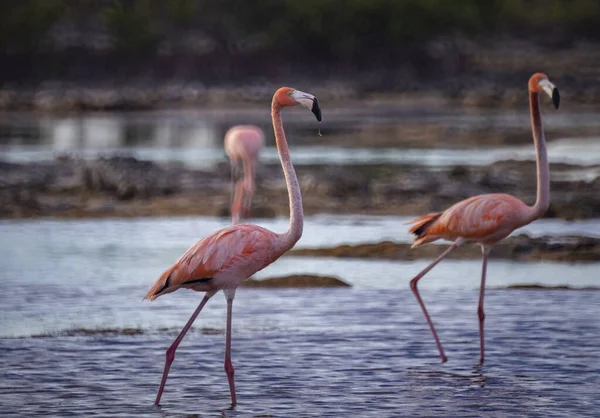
top-left (145, 224), bottom-right (277, 300)
top-left (408, 193), bottom-right (529, 247)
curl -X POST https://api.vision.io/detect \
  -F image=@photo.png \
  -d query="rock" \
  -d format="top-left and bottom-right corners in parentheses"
top-left (323, 167), bottom-right (370, 199)
top-left (500, 284), bottom-right (600, 290)
top-left (290, 235), bottom-right (600, 263)
top-left (241, 275), bottom-right (351, 288)
top-left (217, 205), bottom-right (277, 220)
top-left (2, 156), bottom-right (600, 220)
top-left (80, 156), bottom-right (178, 199)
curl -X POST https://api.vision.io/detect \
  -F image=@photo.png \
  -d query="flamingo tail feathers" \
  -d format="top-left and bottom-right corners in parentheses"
top-left (144, 265), bottom-right (177, 301)
top-left (407, 212), bottom-right (442, 248)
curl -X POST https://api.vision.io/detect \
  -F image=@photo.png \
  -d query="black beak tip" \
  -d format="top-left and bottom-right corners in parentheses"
top-left (552, 88), bottom-right (560, 109)
top-left (311, 97), bottom-right (322, 122)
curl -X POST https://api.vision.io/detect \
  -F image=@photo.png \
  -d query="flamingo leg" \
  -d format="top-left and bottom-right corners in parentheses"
top-left (155, 292), bottom-right (213, 406)
top-left (224, 295), bottom-right (236, 406)
top-left (477, 246), bottom-right (491, 366)
top-left (229, 160), bottom-right (236, 213)
top-left (410, 239), bottom-right (463, 363)
top-left (231, 179), bottom-right (245, 224)
top-left (242, 183), bottom-right (253, 219)
top-left (230, 161), bottom-right (245, 224)
top-left (241, 158), bottom-right (255, 219)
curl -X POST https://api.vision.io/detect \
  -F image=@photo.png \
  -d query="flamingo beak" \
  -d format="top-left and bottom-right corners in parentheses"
top-left (539, 79), bottom-right (560, 109)
top-left (291, 90), bottom-right (322, 122)
top-left (311, 97), bottom-right (322, 122)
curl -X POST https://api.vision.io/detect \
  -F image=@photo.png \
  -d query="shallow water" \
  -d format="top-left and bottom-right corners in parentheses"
top-left (1, 214), bottom-right (598, 251)
top-left (2, 290), bottom-right (599, 417)
top-left (5, 138), bottom-right (600, 170)
top-left (1, 108), bottom-right (600, 169)
top-left (1, 216), bottom-right (599, 416)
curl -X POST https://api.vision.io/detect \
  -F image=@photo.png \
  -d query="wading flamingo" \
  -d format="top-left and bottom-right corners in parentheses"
top-left (224, 125), bottom-right (265, 224)
top-left (145, 87), bottom-right (321, 407)
top-left (407, 73), bottom-right (559, 365)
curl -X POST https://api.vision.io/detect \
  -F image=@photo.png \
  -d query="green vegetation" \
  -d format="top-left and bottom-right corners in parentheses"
top-left (0, 0), bottom-right (598, 79)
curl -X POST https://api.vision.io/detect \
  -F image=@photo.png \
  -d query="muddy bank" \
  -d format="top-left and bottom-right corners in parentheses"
top-left (2, 155), bottom-right (600, 220)
top-left (241, 275), bottom-right (350, 288)
top-left (496, 284), bottom-right (600, 290)
top-left (1, 82), bottom-right (599, 113)
top-left (289, 235), bottom-right (600, 263)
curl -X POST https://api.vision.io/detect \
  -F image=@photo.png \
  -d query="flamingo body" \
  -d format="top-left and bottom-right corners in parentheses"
top-left (407, 73), bottom-right (559, 365)
top-left (145, 86), bottom-right (321, 407)
top-left (224, 125), bottom-right (264, 165)
top-left (409, 193), bottom-right (531, 247)
top-left (224, 125), bottom-right (265, 223)
top-left (145, 224), bottom-right (279, 300)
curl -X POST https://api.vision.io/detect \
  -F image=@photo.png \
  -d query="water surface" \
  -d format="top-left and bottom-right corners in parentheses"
top-left (1, 216), bottom-right (599, 416)
top-left (2, 108), bottom-right (600, 169)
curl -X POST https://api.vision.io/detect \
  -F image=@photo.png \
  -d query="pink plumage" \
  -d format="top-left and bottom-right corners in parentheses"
top-left (224, 125), bottom-right (265, 224)
top-left (145, 87), bottom-right (322, 407)
top-left (407, 73), bottom-right (560, 365)
top-left (145, 224), bottom-right (278, 300)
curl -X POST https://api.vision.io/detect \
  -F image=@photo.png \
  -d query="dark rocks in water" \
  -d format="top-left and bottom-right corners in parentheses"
top-left (218, 205), bottom-right (277, 220)
top-left (241, 275), bottom-right (351, 288)
top-left (499, 284), bottom-right (600, 291)
top-left (2, 155), bottom-right (600, 220)
top-left (0, 161), bottom-right (56, 191)
top-left (323, 167), bottom-right (370, 200)
top-left (290, 235), bottom-right (600, 263)
top-left (31, 327), bottom-right (145, 338)
top-left (449, 165), bottom-right (470, 180)
top-left (250, 206), bottom-right (277, 219)
top-left (80, 156), bottom-right (178, 200)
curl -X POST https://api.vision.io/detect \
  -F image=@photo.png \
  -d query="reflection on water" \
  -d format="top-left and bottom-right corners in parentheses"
top-left (0, 215), bottom-right (599, 416)
top-left (41, 115), bottom-right (216, 150)
top-left (2, 109), bottom-right (600, 169)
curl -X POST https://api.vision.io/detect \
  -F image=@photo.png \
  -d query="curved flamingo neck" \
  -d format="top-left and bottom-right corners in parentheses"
top-left (272, 99), bottom-right (303, 252)
top-left (526, 90), bottom-right (550, 223)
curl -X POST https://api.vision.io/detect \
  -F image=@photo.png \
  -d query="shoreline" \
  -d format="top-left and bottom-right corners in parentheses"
top-left (2, 155), bottom-right (600, 221)
top-left (1, 85), bottom-right (598, 113)
top-left (290, 234), bottom-right (600, 263)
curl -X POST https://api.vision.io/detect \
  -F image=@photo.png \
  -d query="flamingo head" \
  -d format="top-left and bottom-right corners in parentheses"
top-left (274, 87), bottom-right (322, 121)
top-left (529, 73), bottom-right (560, 109)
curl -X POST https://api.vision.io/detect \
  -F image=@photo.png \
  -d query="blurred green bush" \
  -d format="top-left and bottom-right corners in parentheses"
top-left (1, 0), bottom-right (599, 60)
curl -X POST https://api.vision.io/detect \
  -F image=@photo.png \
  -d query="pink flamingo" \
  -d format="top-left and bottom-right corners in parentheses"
top-left (145, 87), bottom-right (321, 407)
top-left (224, 125), bottom-right (265, 224)
top-left (407, 73), bottom-right (560, 365)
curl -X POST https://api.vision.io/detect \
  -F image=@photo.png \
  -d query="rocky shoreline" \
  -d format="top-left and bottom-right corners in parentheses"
top-left (290, 234), bottom-right (600, 263)
top-left (241, 275), bottom-right (350, 288)
top-left (0, 80), bottom-right (598, 113)
top-left (2, 155), bottom-right (600, 220)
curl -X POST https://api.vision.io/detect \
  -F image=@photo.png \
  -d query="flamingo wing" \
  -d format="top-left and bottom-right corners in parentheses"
top-left (145, 224), bottom-right (276, 300)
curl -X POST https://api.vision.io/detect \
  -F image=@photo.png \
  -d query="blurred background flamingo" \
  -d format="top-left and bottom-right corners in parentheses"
top-left (224, 125), bottom-right (265, 224)
top-left (407, 73), bottom-right (560, 365)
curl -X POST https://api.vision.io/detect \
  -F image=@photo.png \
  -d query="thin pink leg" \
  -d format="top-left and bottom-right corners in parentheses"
top-left (231, 179), bottom-right (245, 224)
top-left (410, 240), bottom-right (462, 363)
top-left (154, 293), bottom-right (213, 406)
top-left (224, 296), bottom-right (237, 406)
top-left (229, 161), bottom-right (236, 212)
top-left (243, 186), bottom-right (253, 219)
top-left (241, 159), bottom-right (254, 220)
top-left (477, 246), bottom-right (491, 366)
